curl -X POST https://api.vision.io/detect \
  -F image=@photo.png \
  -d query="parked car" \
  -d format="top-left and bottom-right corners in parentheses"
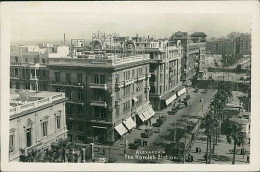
top-left (194, 88), bottom-right (199, 93)
top-left (153, 127), bottom-right (160, 133)
top-left (141, 129), bottom-right (153, 138)
top-left (185, 95), bottom-right (191, 100)
top-left (202, 89), bottom-right (207, 94)
top-left (152, 122), bottom-right (161, 127)
top-left (240, 76), bottom-right (245, 80)
top-left (167, 110), bottom-right (176, 115)
top-left (160, 115), bottom-right (167, 122)
top-left (129, 138), bottom-right (142, 149)
top-left (176, 102), bottom-right (185, 109)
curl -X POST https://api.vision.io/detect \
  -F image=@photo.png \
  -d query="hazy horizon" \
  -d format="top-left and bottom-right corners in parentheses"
top-left (10, 6), bottom-right (251, 45)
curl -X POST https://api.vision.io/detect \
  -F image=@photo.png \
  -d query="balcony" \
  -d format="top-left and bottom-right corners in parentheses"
top-left (51, 81), bottom-right (84, 88)
top-left (123, 79), bottom-right (135, 86)
top-left (30, 76), bottom-right (39, 80)
top-left (67, 99), bottom-right (84, 106)
top-left (145, 73), bottom-right (151, 78)
top-left (137, 75), bottom-right (146, 81)
top-left (115, 82), bottom-right (124, 89)
top-left (90, 100), bottom-right (107, 108)
top-left (89, 83), bottom-right (107, 90)
top-left (115, 100), bottom-right (121, 106)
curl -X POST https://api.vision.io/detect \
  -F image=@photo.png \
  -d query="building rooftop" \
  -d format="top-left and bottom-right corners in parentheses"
top-left (191, 32), bottom-right (207, 37)
top-left (48, 53), bottom-right (151, 68)
top-left (10, 89), bottom-right (66, 117)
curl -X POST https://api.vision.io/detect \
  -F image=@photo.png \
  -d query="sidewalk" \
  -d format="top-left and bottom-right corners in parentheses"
top-left (186, 129), bottom-right (250, 164)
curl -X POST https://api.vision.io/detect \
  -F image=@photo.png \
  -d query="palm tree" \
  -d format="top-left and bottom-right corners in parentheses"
top-left (226, 122), bottom-right (247, 164)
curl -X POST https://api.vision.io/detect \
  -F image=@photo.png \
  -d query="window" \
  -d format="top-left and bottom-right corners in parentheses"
top-left (123, 100), bottom-right (130, 112)
top-left (56, 116), bottom-right (61, 129)
top-left (42, 70), bottom-right (46, 77)
top-left (94, 90), bottom-right (105, 101)
top-left (66, 88), bottom-right (72, 99)
top-left (67, 122), bottom-right (72, 130)
top-left (77, 73), bottom-right (82, 83)
top-left (132, 69), bottom-right (135, 78)
top-left (34, 58), bottom-right (37, 63)
top-left (66, 73), bottom-right (71, 83)
top-left (78, 125), bottom-right (84, 132)
top-left (25, 128), bottom-right (32, 147)
top-left (66, 106), bottom-right (72, 114)
top-left (124, 85), bottom-right (131, 96)
top-left (15, 82), bottom-right (20, 89)
top-left (55, 72), bottom-right (60, 82)
top-left (9, 132), bottom-right (15, 153)
top-left (15, 56), bottom-right (18, 62)
top-left (94, 75), bottom-right (99, 84)
top-left (77, 136), bottom-right (84, 142)
top-left (25, 58), bottom-right (28, 63)
top-left (94, 107), bottom-right (106, 119)
top-left (78, 92), bottom-right (83, 100)
top-left (42, 59), bottom-right (45, 63)
top-left (100, 75), bottom-right (106, 84)
top-left (42, 121), bottom-right (48, 137)
top-left (14, 68), bottom-right (18, 75)
top-left (78, 106), bottom-right (83, 113)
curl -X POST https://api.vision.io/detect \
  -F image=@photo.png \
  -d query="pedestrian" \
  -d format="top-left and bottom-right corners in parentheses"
top-left (142, 140), bottom-right (145, 147)
top-left (103, 149), bottom-right (105, 155)
top-left (247, 155), bottom-right (250, 163)
top-left (196, 147), bottom-right (198, 153)
top-left (191, 155), bottom-right (193, 162)
top-left (199, 148), bottom-right (201, 154)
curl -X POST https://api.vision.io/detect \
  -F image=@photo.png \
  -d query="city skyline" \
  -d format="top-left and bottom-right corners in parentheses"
top-left (10, 13), bottom-right (251, 45)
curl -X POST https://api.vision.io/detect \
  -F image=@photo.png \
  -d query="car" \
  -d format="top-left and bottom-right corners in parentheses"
top-left (202, 89), bottom-right (207, 94)
top-left (193, 88), bottom-right (199, 93)
top-left (167, 111), bottom-right (176, 115)
top-left (160, 115), bottom-right (167, 122)
top-left (185, 95), bottom-right (191, 100)
top-left (152, 122), bottom-right (161, 127)
top-left (240, 76), bottom-right (245, 80)
top-left (153, 127), bottom-right (160, 133)
top-left (129, 138), bottom-right (142, 149)
top-left (141, 129), bottom-right (153, 138)
top-left (176, 102), bottom-right (185, 109)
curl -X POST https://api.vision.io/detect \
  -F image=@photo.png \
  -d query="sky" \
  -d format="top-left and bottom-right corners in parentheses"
top-left (9, 3), bottom-right (252, 45)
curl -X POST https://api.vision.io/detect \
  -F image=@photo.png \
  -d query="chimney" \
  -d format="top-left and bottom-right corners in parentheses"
top-left (64, 33), bottom-right (66, 45)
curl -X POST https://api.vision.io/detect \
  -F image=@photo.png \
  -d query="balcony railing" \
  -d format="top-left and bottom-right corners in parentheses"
top-left (90, 100), bottom-right (107, 108)
top-left (145, 73), bottom-right (151, 78)
top-left (115, 82), bottom-right (124, 89)
top-left (51, 81), bottom-right (84, 88)
top-left (67, 99), bottom-right (84, 106)
top-left (30, 76), bottom-right (39, 80)
top-left (89, 83), bottom-right (107, 90)
top-left (137, 75), bottom-right (146, 81)
top-left (123, 79), bottom-right (135, 86)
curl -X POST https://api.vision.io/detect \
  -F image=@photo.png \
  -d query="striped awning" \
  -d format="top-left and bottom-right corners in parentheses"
top-left (138, 113), bottom-right (146, 122)
top-left (123, 117), bottom-right (137, 130)
top-left (114, 123), bottom-right (127, 136)
top-left (147, 107), bottom-right (155, 117)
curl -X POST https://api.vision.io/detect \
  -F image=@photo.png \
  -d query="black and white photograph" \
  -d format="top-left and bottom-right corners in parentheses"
top-left (1, 1), bottom-right (260, 171)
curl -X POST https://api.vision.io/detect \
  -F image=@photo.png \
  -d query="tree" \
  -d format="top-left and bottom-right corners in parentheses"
top-left (226, 122), bottom-right (247, 164)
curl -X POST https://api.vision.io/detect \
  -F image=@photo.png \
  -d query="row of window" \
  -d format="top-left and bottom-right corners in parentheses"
top-left (13, 57), bottom-right (46, 64)
top-left (11, 68), bottom-right (47, 78)
top-left (9, 115), bottom-right (61, 152)
top-left (55, 72), bottom-right (83, 83)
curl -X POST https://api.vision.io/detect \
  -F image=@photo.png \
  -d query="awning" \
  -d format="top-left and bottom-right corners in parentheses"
top-left (92, 126), bottom-right (107, 129)
top-left (143, 110), bottom-right (151, 120)
top-left (138, 113), bottom-right (146, 122)
top-left (147, 107), bottom-right (155, 117)
top-left (161, 91), bottom-right (177, 105)
top-left (114, 123), bottom-right (127, 136)
top-left (123, 117), bottom-right (136, 130)
top-left (132, 98), bottom-right (138, 102)
top-left (177, 87), bottom-right (186, 97)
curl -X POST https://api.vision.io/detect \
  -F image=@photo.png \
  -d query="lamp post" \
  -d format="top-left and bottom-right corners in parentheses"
top-left (124, 118), bottom-right (127, 155)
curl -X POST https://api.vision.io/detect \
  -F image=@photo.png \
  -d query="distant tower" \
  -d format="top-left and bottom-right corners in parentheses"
top-left (64, 33), bottom-right (66, 45)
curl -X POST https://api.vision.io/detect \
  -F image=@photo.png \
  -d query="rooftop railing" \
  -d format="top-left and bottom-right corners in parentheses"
top-left (10, 93), bottom-right (65, 116)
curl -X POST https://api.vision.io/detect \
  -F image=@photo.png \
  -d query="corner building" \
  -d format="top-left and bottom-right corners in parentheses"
top-left (48, 53), bottom-right (154, 145)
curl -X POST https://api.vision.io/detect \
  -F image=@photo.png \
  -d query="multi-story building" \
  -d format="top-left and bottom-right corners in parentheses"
top-left (10, 47), bottom-right (49, 91)
top-left (9, 90), bottom-right (67, 161)
top-left (237, 33), bottom-right (251, 55)
top-left (47, 49), bottom-right (154, 145)
top-left (214, 38), bottom-right (237, 55)
top-left (134, 39), bottom-right (183, 110)
top-left (170, 31), bottom-right (206, 81)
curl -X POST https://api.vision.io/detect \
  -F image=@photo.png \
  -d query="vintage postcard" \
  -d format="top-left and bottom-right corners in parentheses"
top-left (1, 1), bottom-right (259, 171)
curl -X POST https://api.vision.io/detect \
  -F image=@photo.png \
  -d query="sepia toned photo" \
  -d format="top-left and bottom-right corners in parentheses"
top-left (1, 1), bottom-right (260, 171)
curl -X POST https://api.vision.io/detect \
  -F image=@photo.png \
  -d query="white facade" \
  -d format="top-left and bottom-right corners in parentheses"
top-left (9, 90), bottom-right (68, 162)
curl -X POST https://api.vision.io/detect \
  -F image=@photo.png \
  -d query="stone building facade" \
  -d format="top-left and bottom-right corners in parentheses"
top-left (9, 90), bottom-right (67, 162)
top-left (47, 52), bottom-right (154, 145)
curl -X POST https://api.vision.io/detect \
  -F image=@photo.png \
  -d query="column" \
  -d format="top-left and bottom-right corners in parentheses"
top-left (81, 148), bottom-right (86, 162)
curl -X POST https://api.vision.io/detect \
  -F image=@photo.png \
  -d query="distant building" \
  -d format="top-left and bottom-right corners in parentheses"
top-left (237, 33), bottom-right (251, 55)
top-left (214, 38), bottom-right (237, 55)
top-left (135, 39), bottom-right (183, 110)
top-left (9, 90), bottom-right (67, 162)
top-left (170, 31), bottom-right (206, 81)
top-left (10, 47), bottom-right (49, 91)
top-left (47, 46), bottom-right (154, 145)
